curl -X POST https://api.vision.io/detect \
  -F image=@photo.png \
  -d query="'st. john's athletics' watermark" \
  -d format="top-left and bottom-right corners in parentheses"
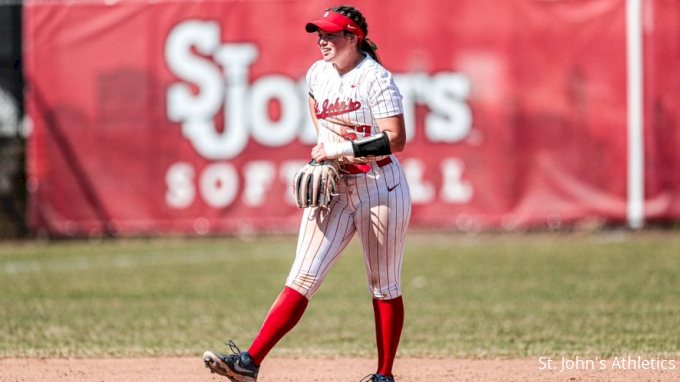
top-left (538, 356), bottom-right (676, 372)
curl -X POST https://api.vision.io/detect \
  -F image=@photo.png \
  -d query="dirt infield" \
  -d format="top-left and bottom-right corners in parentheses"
top-left (1, 357), bottom-right (678, 382)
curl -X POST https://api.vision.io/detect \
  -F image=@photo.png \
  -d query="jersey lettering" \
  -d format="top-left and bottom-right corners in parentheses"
top-left (315, 98), bottom-right (361, 119)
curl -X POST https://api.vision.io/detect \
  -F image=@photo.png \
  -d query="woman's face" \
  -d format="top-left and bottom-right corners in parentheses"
top-left (316, 30), bottom-right (353, 62)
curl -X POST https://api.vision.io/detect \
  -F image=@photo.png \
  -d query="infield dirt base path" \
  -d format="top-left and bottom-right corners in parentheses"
top-left (1, 357), bottom-right (678, 382)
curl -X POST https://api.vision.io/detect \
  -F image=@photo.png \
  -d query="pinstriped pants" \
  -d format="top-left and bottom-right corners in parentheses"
top-left (286, 156), bottom-right (412, 300)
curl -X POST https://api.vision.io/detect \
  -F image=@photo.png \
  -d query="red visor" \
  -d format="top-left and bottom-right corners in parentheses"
top-left (305, 10), bottom-right (365, 39)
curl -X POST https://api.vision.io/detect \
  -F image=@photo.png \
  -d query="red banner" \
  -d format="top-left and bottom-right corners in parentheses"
top-left (644, 0), bottom-right (680, 222)
top-left (22, 0), bottom-right (673, 236)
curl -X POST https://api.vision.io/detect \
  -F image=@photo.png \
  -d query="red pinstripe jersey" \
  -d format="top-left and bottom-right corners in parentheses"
top-left (306, 55), bottom-right (404, 164)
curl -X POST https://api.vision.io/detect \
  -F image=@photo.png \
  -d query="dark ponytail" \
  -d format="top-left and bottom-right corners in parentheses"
top-left (328, 4), bottom-right (382, 64)
top-left (360, 38), bottom-right (381, 65)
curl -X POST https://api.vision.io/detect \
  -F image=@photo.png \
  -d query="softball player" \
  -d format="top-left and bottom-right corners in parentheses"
top-left (204, 6), bottom-right (412, 382)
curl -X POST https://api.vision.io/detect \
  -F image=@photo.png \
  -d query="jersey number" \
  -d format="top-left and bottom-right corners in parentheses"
top-left (343, 125), bottom-right (372, 140)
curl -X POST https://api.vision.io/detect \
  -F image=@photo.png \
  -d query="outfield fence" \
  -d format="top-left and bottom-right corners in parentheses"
top-left (0, 3), bottom-right (24, 238)
top-left (2, 0), bottom-right (680, 238)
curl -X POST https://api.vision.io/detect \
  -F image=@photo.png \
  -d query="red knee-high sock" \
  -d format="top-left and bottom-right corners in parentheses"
top-left (372, 296), bottom-right (404, 376)
top-left (248, 286), bottom-right (308, 365)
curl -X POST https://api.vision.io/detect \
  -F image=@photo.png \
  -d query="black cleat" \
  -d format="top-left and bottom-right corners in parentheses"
top-left (360, 373), bottom-right (395, 382)
top-left (203, 340), bottom-right (259, 382)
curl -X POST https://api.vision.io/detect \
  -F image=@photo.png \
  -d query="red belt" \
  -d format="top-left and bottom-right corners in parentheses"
top-left (341, 156), bottom-right (392, 174)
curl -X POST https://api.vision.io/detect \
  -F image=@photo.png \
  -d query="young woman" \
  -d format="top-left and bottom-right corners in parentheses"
top-left (203, 5), bottom-right (412, 382)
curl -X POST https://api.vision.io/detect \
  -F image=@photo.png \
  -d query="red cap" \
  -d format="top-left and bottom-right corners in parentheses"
top-left (305, 10), bottom-right (365, 39)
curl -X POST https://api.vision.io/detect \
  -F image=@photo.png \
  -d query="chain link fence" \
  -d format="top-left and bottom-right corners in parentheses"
top-left (0, 136), bottom-right (26, 239)
top-left (0, 4), bottom-right (26, 239)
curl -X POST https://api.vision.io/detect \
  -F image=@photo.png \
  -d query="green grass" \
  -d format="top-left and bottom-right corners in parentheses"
top-left (1, 231), bottom-right (679, 358)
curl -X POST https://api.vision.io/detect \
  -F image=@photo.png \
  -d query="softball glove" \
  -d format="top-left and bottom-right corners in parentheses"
top-left (293, 159), bottom-right (340, 208)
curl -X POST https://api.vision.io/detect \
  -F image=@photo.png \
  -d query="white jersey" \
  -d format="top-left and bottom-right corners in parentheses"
top-left (286, 54), bottom-right (412, 301)
top-left (306, 55), bottom-right (404, 164)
